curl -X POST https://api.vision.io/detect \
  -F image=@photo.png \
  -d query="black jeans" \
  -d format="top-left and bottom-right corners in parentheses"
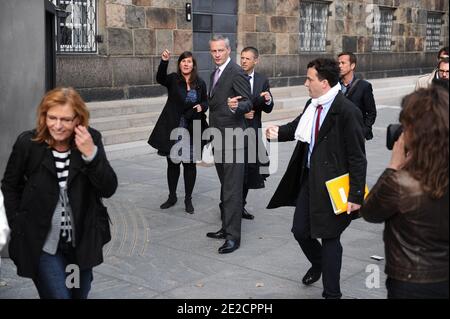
top-left (386, 277), bottom-right (449, 299)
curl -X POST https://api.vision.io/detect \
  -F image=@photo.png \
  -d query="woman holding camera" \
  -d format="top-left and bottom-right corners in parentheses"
top-left (360, 86), bottom-right (449, 299)
top-left (148, 50), bottom-right (208, 214)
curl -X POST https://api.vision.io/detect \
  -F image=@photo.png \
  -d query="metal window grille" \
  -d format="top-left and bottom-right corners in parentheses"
top-left (299, 1), bottom-right (329, 52)
top-left (372, 7), bottom-right (394, 52)
top-left (50, 0), bottom-right (97, 53)
top-left (426, 12), bottom-right (443, 51)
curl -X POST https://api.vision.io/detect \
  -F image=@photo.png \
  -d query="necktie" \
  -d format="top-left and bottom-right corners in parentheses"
top-left (314, 105), bottom-right (323, 146)
top-left (247, 75), bottom-right (253, 94)
top-left (212, 68), bottom-right (221, 90)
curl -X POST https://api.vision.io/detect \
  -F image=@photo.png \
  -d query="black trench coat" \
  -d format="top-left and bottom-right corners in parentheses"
top-left (1, 128), bottom-right (117, 279)
top-left (267, 92), bottom-right (367, 238)
top-left (148, 60), bottom-right (209, 158)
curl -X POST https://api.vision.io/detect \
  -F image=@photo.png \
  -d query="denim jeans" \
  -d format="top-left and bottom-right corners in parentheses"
top-left (386, 277), bottom-right (449, 299)
top-left (33, 241), bottom-right (93, 299)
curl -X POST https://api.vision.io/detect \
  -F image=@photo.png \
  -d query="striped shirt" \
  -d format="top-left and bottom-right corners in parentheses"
top-left (52, 149), bottom-right (73, 242)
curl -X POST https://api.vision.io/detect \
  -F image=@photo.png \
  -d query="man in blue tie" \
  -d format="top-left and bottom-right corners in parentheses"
top-left (265, 58), bottom-right (367, 298)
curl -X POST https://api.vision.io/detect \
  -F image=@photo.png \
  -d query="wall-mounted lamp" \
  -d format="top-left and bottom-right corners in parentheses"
top-left (186, 3), bottom-right (192, 22)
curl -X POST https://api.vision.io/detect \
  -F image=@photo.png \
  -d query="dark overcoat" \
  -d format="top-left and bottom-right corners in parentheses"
top-left (267, 92), bottom-right (367, 238)
top-left (1, 128), bottom-right (117, 279)
top-left (245, 72), bottom-right (274, 189)
top-left (148, 60), bottom-right (209, 156)
top-left (343, 77), bottom-right (377, 140)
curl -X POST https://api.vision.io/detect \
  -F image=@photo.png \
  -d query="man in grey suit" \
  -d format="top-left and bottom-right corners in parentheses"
top-left (206, 35), bottom-right (253, 254)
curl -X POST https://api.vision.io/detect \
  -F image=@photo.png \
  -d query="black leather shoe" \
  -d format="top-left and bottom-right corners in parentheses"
top-left (302, 267), bottom-right (321, 286)
top-left (185, 197), bottom-right (194, 214)
top-left (218, 239), bottom-right (240, 254)
top-left (160, 196), bottom-right (177, 209)
top-left (206, 229), bottom-right (226, 239)
top-left (242, 208), bottom-right (254, 220)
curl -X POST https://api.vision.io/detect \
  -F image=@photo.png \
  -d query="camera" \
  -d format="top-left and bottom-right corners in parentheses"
top-left (386, 124), bottom-right (403, 150)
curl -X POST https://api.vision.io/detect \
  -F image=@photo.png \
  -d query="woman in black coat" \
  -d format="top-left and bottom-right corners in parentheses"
top-left (1, 87), bottom-right (117, 299)
top-left (148, 50), bottom-right (208, 214)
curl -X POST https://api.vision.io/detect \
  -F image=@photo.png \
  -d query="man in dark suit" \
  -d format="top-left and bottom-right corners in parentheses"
top-left (206, 35), bottom-right (253, 254)
top-left (338, 52), bottom-right (377, 140)
top-left (265, 58), bottom-right (367, 298)
top-left (228, 47), bottom-right (274, 220)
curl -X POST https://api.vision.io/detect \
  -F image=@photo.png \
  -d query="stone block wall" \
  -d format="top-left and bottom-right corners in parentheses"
top-left (57, 0), bottom-right (449, 101)
top-left (57, 0), bottom-right (194, 100)
top-left (237, 0), bottom-right (449, 87)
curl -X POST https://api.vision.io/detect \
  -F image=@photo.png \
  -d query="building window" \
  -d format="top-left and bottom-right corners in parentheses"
top-left (51, 0), bottom-right (97, 53)
top-left (299, 1), bottom-right (329, 52)
top-left (426, 12), bottom-right (443, 51)
top-left (372, 8), bottom-right (394, 51)
top-left (372, 7), bottom-right (394, 52)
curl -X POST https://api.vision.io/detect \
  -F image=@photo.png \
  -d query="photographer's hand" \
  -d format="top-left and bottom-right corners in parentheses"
top-left (389, 133), bottom-right (407, 170)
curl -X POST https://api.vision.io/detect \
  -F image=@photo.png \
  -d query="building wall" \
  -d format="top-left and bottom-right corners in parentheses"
top-left (0, 0), bottom-right (47, 176)
top-left (56, 0), bottom-right (449, 101)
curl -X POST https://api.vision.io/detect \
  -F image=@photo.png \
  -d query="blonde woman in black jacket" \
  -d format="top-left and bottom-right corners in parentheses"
top-left (1, 87), bottom-right (117, 299)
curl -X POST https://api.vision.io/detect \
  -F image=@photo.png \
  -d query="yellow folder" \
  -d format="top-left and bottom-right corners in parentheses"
top-left (325, 173), bottom-right (369, 215)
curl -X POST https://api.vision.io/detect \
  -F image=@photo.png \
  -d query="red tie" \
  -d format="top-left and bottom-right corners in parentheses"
top-left (314, 105), bottom-right (323, 145)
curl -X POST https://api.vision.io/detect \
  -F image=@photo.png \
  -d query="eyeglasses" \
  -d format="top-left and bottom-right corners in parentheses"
top-left (438, 69), bottom-right (449, 74)
top-left (46, 114), bottom-right (77, 125)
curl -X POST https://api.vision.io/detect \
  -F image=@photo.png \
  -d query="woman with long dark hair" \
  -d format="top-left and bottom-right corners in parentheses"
top-left (360, 86), bottom-right (449, 299)
top-left (148, 50), bottom-right (208, 214)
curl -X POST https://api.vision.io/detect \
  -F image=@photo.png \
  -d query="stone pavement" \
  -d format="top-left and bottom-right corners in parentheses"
top-left (0, 81), bottom-right (412, 299)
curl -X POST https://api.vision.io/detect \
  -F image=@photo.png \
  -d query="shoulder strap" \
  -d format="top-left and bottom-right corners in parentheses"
top-left (345, 78), bottom-right (361, 97)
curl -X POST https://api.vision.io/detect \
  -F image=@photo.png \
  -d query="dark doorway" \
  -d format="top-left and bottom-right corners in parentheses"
top-left (193, 0), bottom-right (237, 88)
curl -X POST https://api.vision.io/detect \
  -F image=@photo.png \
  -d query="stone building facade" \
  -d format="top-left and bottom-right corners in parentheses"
top-left (56, 0), bottom-right (449, 101)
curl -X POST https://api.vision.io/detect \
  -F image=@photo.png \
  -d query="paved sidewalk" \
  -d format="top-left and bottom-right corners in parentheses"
top-left (0, 80), bottom-right (413, 299)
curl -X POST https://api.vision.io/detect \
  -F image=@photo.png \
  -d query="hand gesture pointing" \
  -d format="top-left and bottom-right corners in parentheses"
top-left (161, 49), bottom-right (170, 61)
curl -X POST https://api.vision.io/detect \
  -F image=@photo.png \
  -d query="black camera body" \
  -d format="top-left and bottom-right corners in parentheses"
top-left (386, 124), bottom-right (403, 150)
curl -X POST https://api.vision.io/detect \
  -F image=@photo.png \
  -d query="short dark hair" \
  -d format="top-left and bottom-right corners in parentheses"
top-left (338, 51), bottom-right (357, 65)
top-left (437, 46), bottom-right (449, 59)
top-left (241, 46), bottom-right (259, 59)
top-left (307, 58), bottom-right (340, 87)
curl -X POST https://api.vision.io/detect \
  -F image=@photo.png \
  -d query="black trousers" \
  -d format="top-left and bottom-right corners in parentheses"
top-left (291, 170), bottom-right (343, 299)
top-left (166, 157), bottom-right (196, 199)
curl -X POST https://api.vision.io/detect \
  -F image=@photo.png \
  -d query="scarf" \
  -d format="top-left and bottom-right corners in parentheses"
top-left (294, 84), bottom-right (341, 143)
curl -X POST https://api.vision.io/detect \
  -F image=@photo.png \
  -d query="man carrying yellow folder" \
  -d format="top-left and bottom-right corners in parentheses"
top-left (266, 58), bottom-right (367, 299)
